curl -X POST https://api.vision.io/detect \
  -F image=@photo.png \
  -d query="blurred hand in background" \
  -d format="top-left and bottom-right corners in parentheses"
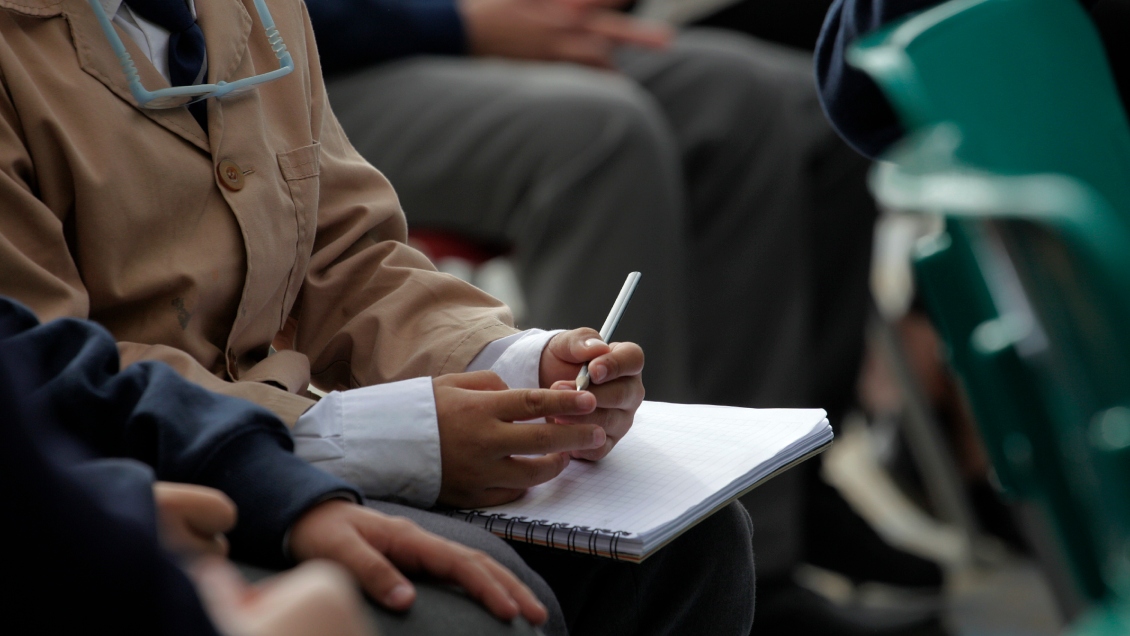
top-left (191, 557), bottom-right (377, 636)
top-left (459, 0), bottom-right (673, 68)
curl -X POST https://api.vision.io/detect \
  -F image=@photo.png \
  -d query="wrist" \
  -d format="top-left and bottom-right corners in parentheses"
top-left (285, 492), bottom-right (361, 562)
top-left (538, 333), bottom-right (559, 388)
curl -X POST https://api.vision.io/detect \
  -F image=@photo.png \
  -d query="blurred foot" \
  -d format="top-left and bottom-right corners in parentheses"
top-left (805, 475), bottom-right (945, 590)
top-left (754, 580), bottom-right (948, 636)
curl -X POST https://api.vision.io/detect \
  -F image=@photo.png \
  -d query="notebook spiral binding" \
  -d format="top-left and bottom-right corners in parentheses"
top-left (449, 510), bottom-right (633, 561)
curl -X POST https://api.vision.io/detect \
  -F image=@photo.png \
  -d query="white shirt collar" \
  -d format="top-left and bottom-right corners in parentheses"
top-left (99, 0), bottom-right (124, 18)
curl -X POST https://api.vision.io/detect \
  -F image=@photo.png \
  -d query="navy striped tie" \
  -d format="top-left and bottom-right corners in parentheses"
top-left (125, 0), bottom-right (208, 129)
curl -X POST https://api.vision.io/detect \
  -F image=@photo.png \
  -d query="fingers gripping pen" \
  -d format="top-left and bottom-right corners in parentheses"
top-left (575, 272), bottom-right (641, 391)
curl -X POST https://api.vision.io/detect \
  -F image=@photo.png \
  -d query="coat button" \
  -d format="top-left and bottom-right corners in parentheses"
top-left (217, 159), bottom-right (245, 191)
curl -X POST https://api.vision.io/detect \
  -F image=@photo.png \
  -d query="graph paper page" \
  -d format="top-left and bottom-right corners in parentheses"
top-left (478, 402), bottom-right (830, 537)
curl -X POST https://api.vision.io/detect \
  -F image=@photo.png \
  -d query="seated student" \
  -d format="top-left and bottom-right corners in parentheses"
top-left (816, 0), bottom-right (1128, 159)
top-left (0, 0), bottom-right (754, 634)
top-left (0, 295), bottom-right (545, 634)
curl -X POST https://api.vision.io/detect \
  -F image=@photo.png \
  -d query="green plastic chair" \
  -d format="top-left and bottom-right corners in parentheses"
top-left (847, 0), bottom-right (1130, 628)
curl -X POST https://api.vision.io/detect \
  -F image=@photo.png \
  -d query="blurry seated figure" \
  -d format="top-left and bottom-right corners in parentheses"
top-left (0, 295), bottom-right (548, 635)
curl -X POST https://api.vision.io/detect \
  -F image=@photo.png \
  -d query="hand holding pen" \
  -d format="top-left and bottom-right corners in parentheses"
top-left (575, 272), bottom-right (641, 391)
top-left (537, 272), bottom-right (645, 461)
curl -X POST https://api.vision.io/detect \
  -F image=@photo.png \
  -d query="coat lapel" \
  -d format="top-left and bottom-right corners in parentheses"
top-left (62, 0), bottom-right (252, 152)
top-left (194, 0), bottom-right (252, 145)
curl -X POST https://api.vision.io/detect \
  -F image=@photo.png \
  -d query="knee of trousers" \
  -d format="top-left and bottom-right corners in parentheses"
top-left (669, 502), bottom-right (755, 588)
top-left (708, 502), bottom-right (755, 576)
top-left (662, 28), bottom-right (830, 136)
top-left (660, 502), bottom-right (756, 629)
top-left (514, 67), bottom-right (682, 183)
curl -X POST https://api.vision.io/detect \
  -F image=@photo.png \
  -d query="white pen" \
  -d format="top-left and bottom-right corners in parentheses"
top-left (575, 271), bottom-right (642, 391)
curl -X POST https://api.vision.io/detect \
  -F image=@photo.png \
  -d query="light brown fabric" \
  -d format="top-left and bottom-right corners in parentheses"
top-left (0, 0), bottom-right (517, 425)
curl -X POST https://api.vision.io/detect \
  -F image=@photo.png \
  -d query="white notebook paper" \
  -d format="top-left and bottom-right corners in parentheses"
top-left (447, 401), bottom-right (832, 562)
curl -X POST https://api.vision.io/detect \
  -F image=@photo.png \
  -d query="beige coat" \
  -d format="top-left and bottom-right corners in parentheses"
top-left (0, 0), bottom-right (517, 424)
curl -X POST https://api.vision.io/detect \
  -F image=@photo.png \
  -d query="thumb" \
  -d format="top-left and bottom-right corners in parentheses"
top-left (547, 328), bottom-right (609, 365)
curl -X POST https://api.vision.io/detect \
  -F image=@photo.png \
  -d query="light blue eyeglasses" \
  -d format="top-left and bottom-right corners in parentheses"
top-left (87, 0), bottom-right (294, 108)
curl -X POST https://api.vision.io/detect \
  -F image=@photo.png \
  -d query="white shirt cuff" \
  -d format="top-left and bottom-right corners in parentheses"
top-left (291, 330), bottom-right (560, 510)
top-left (292, 377), bottom-right (441, 507)
top-left (466, 328), bottom-right (562, 389)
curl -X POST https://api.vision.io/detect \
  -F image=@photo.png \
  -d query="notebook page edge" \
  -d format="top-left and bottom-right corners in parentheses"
top-left (636, 428), bottom-right (834, 552)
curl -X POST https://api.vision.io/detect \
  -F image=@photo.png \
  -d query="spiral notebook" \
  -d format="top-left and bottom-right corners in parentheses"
top-left (447, 401), bottom-right (832, 563)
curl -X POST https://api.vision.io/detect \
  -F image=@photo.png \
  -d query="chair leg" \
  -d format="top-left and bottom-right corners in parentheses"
top-left (867, 303), bottom-right (981, 546)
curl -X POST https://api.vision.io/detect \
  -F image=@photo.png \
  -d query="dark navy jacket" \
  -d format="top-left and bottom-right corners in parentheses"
top-left (306, 0), bottom-right (467, 74)
top-left (0, 296), bottom-right (361, 631)
top-left (2, 389), bottom-right (222, 635)
top-left (815, 0), bottom-right (1122, 159)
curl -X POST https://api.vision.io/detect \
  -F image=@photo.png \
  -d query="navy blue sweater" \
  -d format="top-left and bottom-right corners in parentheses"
top-left (1, 403), bottom-right (222, 635)
top-left (815, 0), bottom-right (1118, 159)
top-left (306, 0), bottom-right (467, 74)
top-left (0, 296), bottom-right (361, 569)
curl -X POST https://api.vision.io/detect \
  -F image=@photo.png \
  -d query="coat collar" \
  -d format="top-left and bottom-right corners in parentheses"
top-left (0, 0), bottom-right (64, 16)
top-left (36, 0), bottom-right (253, 152)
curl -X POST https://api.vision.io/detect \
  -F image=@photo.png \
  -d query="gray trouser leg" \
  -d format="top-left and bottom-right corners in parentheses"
top-left (617, 27), bottom-right (876, 418)
top-left (363, 499), bottom-right (567, 636)
top-left (510, 502), bottom-right (755, 636)
top-left (363, 502), bottom-right (753, 636)
top-left (617, 29), bottom-right (877, 580)
top-left (618, 29), bottom-right (822, 409)
top-left (327, 61), bottom-right (692, 402)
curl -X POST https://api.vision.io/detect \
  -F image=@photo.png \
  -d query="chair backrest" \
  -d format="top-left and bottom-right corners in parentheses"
top-left (852, 0), bottom-right (1130, 210)
top-left (847, 0), bottom-right (1130, 612)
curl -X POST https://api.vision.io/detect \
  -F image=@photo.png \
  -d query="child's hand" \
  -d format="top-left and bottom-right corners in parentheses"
top-left (539, 328), bottom-right (645, 460)
top-left (153, 482), bottom-right (237, 558)
top-left (190, 557), bottom-right (375, 636)
top-left (289, 500), bottom-right (548, 626)
top-left (433, 371), bottom-right (605, 508)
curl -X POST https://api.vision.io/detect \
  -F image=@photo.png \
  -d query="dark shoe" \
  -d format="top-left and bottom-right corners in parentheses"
top-left (805, 473), bottom-right (945, 590)
top-left (754, 581), bottom-right (948, 636)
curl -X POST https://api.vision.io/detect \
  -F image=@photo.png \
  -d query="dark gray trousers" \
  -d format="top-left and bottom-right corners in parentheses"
top-left (364, 499), bottom-right (755, 636)
top-left (328, 24), bottom-right (873, 594)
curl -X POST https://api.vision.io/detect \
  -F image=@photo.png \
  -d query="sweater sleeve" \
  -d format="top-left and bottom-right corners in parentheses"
top-left (1, 417), bottom-right (222, 635)
top-left (0, 296), bottom-right (362, 567)
top-left (814, 0), bottom-right (941, 159)
top-left (305, 0), bottom-right (467, 75)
